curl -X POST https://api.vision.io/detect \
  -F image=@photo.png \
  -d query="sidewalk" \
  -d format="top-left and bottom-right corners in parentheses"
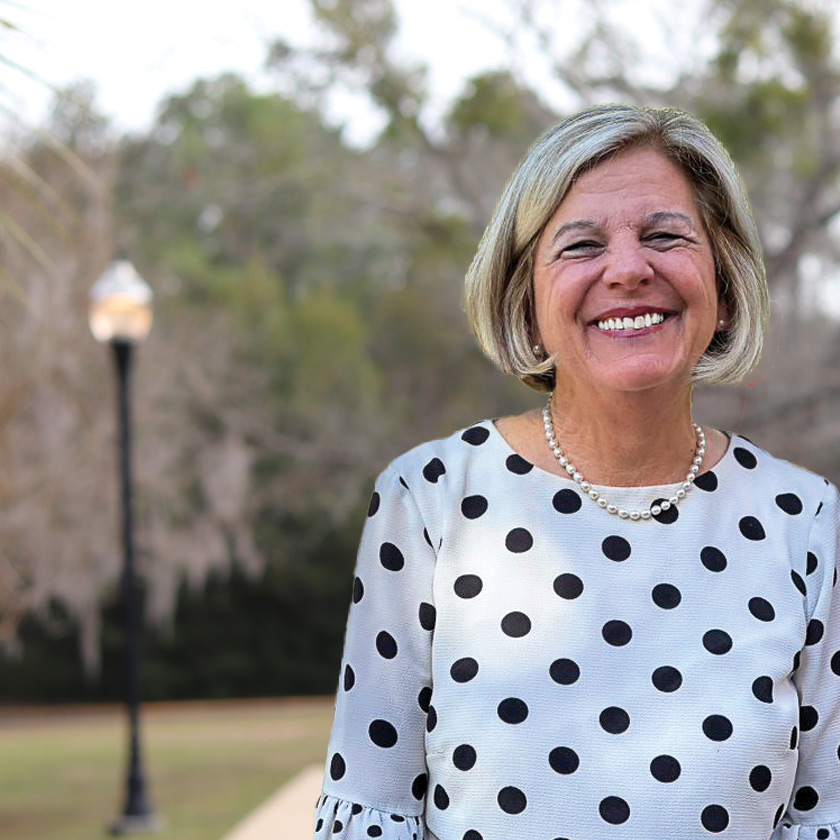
top-left (220, 764), bottom-right (322, 840)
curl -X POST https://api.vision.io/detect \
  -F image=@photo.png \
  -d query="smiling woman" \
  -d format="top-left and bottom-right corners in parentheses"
top-left (311, 105), bottom-right (840, 840)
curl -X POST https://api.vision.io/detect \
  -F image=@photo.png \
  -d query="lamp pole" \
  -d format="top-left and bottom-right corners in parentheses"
top-left (89, 259), bottom-right (163, 835)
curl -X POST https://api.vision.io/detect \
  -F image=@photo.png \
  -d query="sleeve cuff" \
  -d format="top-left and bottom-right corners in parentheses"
top-left (314, 794), bottom-right (426, 839)
top-left (774, 819), bottom-right (840, 839)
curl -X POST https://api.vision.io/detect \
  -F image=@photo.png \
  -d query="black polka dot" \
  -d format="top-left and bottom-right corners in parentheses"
top-left (831, 650), bottom-right (840, 676)
top-left (505, 528), bottom-right (533, 552)
top-left (701, 804), bottom-right (729, 832)
top-left (651, 498), bottom-right (679, 524)
top-left (553, 489), bottom-right (582, 514)
top-left (774, 803), bottom-right (785, 827)
top-left (369, 719), bottom-right (398, 748)
top-left (650, 754), bottom-right (681, 782)
top-left (806, 619), bottom-right (824, 645)
top-left (554, 573), bottom-right (584, 599)
top-left (793, 786), bottom-right (819, 811)
top-left (316, 818), bottom-right (323, 831)
top-left (549, 746), bottom-right (579, 774)
top-left (330, 752), bottom-right (346, 780)
top-left (367, 827), bottom-right (382, 838)
top-left (791, 570), bottom-right (807, 597)
top-left (703, 714), bottom-right (733, 741)
top-left (703, 629), bottom-right (732, 655)
top-left (700, 546), bottom-right (727, 572)
top-left (599, 796), bottom-right (630, 824)
top-left (398, 476), bottom-right (408, 489)
top-left (749, 765), bottom-right (772, 792)
top-left (380, 542), bottom-right (404, 571)
top-left (353, 577), bottom-right (364, 603)
top-left (451, 657), bottom-right (479, 683)
top-left (423, 458), bottom-right (446, 483)
top-left (454, 575), bottom-right (483, 598)
top-left (652, 583), bottom-right (682, 609)
top-left (423, 528), bottom-right (433, 549)
top-left (367, 492), bottom-right (380, 517)
top-left (426, 705), bottom-right (437, 732)
top-left (776, 493), bottom-right (803, 514)
top-left (498, 697), bottom-right (528, 724)
top-left (740, 516), bottom-right (766, 540)
top-left (462, 832), bottom-right (483, 840)
top-left (734, 447), bottom-right (757, 469)
top-left (332, 820), bottom-right (343, 833)
top-left (807, 551), bottom-right (818, 575)
top-left (752, 675), bottom-right (773, 703)
top-left (375, 631), bottom-right (398, 659)
top-left (453, 744), bottom-right (477, 771)
top-left (599, 706), bottom-right (630, 734)
top-left (343, 664), bottom-right (355, 691)
top-left (418, 686), bottom-right (432, 713)
top-left (818, 831), bottom-right (831, 840)
top-left (501, 611), bottom-right (532, 637)
top-left (550, 658), bottom-right (580, 685)
top-left (506, 454), bottom-right (533, 474)
top-left (652, 665), bottom-right (683, 692)
top-left (498, 786), bottom-right (527, 814)
top-left (694, 470), bottom-right (718, 491)
top-left (602, 535), bottom-right (631, 561)
top-left (792, 650), bottom-right (801, 672)
top-left (602, 620), bottom-right (632, 646)
top-left (790, 725), bottom-right (798, 749)
top-left (433, 784), bottom-right (449, 810)
top-left (749, 597), bottom-right (775, 621)
top-left (800, 705), bottom-right (819, 732)
top-left (419, 602), bottom-right (436, 631)
top-left (462, 426), bottom-right (490, 445)
top-left (412, 773), bottom-right (428, 800)
top-left (461, 495), bottom-right (489, 519)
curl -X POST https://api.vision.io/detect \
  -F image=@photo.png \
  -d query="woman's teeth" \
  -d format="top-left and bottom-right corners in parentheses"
top-left (596, 312), bottom-right (666, 332)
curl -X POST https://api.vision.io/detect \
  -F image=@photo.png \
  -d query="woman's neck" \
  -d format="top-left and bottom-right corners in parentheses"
top-left (548, 383), bottom-right (697, 487)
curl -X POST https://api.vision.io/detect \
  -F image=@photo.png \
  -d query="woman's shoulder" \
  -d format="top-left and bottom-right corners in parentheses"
top-left (379, 419), bottom-right (500, 492)
top-left (724, 432), bottom-right (837, 511)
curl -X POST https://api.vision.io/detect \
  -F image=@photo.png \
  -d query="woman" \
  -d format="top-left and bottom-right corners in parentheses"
top-left (312, 104), bottom-right (840, 840)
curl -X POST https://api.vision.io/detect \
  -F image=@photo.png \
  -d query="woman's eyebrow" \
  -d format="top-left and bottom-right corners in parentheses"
top-left (550, 219), bottom-right (601, 245)
top-left (644, 211), bottom-right (696, 229)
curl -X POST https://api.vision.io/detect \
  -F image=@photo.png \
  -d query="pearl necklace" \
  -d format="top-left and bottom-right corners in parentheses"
top-left (541, 395), bottom-right (706, 521)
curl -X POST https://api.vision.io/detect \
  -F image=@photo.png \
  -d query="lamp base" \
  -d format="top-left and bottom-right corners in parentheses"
top-left (109, 813), bottom-right (166, 835)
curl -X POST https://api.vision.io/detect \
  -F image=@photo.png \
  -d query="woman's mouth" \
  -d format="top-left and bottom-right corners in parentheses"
top-left (589, 310), bottom-right (676, 336)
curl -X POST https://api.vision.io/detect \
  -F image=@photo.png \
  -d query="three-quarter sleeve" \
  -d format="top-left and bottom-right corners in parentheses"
top-left (313, 465), bottom-right (437, 840)
top-left (774, 482), bottom-right (840, 840)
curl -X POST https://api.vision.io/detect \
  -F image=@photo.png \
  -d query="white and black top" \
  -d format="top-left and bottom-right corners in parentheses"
top-left (312, 420), bottom-right (840, 840)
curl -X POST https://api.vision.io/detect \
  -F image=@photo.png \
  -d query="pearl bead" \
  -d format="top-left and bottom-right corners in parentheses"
top-left (607, 504), bottom-right (617, 514)
top-left (661, 500), bottom-right (672, 510)
top-left (630, 511), bottom-right (640, 520)
top-left (651, 505), bottom-right (662, 516)
top-left (618, 509), bottom-right (629, 519)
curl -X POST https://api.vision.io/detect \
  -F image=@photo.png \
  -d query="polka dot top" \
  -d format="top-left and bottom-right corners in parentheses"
top-left (313, 420), bottom-right (840, 840)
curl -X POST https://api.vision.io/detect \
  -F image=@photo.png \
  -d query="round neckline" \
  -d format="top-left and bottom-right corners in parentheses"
top-left (487, 418), bottom-right (736, 495)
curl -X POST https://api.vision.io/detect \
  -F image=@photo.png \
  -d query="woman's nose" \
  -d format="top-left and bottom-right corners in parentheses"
top-left (602, 241), bottom-right (655, 288)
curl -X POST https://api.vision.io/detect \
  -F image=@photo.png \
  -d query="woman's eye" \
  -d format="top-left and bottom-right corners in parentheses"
top-left (647, 232), bottom-right (682, 245)
top-left (561, 240), bottom-right (602, 255)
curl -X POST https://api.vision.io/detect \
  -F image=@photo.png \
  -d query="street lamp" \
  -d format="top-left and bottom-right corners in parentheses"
top-left (89, 259), bottom-right (163, 835)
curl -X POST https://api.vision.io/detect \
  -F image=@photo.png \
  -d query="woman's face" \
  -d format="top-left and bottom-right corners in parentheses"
top-left (532, 145), bottom-right (723, 399)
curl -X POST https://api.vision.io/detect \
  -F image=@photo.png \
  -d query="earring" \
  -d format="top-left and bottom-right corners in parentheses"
top-left (717, 319), bottom-right (727, 328)
top-left (533, 344), bottom-right (542, 356)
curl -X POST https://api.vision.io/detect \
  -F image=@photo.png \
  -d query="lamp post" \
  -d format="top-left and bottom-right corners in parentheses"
top-left (89, 259), bottom-right (162, 835)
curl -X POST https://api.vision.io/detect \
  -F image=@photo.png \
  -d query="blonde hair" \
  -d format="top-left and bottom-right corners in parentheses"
top-left (464, 104), bottom-right (768, 392)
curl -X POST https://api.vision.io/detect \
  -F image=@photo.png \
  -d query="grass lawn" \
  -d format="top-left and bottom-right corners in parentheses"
top-left (0, 697), bottom-right (334, 840)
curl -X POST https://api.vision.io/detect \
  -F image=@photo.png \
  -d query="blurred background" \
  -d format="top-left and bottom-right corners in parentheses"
top-left (1, 0), bottom-right (839, 838)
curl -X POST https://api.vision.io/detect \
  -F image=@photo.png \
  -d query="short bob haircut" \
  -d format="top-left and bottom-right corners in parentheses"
top-left (464, 103), bottom-right (768, 392)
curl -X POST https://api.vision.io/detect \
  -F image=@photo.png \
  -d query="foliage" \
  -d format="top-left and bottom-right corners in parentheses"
top-left (3, 0), bottom-right (840, 700)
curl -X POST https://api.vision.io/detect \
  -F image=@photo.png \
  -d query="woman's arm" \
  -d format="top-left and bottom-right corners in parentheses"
top-left (313, 465), bottom-right (437, 839)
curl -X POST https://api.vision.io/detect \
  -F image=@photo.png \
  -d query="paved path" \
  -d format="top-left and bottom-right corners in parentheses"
top-left (221, 764), bottom-right (322, 840)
